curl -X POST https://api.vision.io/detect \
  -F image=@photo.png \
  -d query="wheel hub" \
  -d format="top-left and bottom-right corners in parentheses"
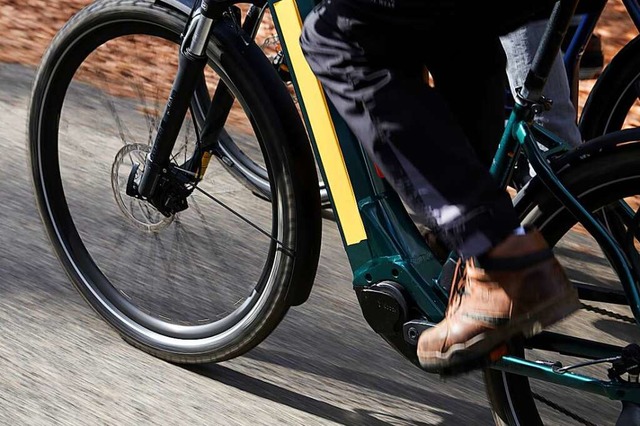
top-left (111, 143), bottom-right (174, 232)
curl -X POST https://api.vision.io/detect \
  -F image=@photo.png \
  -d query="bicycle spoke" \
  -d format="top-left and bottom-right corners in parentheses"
top-left (95, 70), bottom-right (137, 146)
top-left (193, 185), bottom-right (294, 256)
top-left (131, 36), bottom-right (158, 138)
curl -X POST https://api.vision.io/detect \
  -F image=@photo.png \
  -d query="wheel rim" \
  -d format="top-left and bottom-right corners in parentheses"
top-left (602, 73), bottom-right (640, 134)
top-left (33, 18), bottom-right (291, 345)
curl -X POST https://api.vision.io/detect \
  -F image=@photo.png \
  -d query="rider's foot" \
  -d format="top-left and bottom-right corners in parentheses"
top-left (416, 227), bottom-right (581, 375)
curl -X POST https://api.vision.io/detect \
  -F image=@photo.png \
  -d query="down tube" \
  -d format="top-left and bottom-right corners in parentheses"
top-left (268, 0), bottom-right (447, 319)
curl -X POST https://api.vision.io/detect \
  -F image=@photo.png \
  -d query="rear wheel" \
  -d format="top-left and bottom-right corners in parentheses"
top-left (485, 132), bottom-right (640, 424)
top-left (27, 0), bottom-right (321, 363)
top-left (580, 35), bottom-right (640, 140)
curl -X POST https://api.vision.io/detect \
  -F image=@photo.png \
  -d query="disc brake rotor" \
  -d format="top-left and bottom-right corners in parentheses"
top-left (111, 143), bottom-right (174, 232)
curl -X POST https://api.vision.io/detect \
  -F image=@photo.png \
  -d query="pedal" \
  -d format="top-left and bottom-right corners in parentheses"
top-left (437, 344), bottom-right (511, 378)
top-left (438, 355), bottom-right (494, 378)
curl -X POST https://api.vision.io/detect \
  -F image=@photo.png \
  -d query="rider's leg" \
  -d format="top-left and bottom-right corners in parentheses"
top-left (501, 19), bottom-right (583, 147)
top-left (300, 0), bottom-right (580, 373)
top-left (301, 1), bottom-right (517, 254)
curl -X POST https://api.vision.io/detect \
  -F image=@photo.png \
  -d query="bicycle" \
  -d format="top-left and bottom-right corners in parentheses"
top-left (26, 0), bottom-right (640, 424)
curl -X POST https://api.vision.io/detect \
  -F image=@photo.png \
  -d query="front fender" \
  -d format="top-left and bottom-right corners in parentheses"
top-left (153, 0), bottom-right (322, 306)
top-left (157, 0), bottom-right (194, 14)
top-left (157, 0), bottom-right (268, 15)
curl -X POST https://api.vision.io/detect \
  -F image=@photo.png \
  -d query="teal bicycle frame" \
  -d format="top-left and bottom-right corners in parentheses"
top-left (266, 0), bottom-right (640, 402)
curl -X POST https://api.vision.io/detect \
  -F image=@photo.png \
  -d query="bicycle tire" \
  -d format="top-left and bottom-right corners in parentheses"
top-left (193, 74), bottom-right (332, 208)
top-left (579, 34), bottom-right (640, 140)
top-left (484, 130), bottom-right (640, 425)
top-left (27, 0), bottom-right (321, 364)
top-left (231, 6), bottom-right (334, 208)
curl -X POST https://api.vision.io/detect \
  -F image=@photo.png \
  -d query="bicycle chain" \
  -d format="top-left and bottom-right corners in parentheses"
top-left (581, 302), bottom-right (636, 324)
top-left (527, 302), bottom-right (635, 425)
top-left (532, 392), bottom-right (599, 426)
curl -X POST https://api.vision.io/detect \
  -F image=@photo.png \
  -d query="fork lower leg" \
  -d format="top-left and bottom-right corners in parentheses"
top-left (137, 2), bottom-right (221, 198)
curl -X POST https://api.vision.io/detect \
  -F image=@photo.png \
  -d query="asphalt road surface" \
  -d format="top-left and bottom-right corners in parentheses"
top-left (1, 61), bottom-right (639, 426)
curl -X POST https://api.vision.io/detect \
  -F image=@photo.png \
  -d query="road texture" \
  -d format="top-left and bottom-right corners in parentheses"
top-left (1, 61), bottom-right (638, 426)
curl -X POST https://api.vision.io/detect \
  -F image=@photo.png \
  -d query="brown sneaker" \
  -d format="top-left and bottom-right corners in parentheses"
top-left (417, 227), bottom-right (581, 374)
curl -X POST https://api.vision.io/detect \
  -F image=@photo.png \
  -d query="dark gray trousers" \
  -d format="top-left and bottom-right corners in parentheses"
top-left (300, 0), bottom-right (522, 258)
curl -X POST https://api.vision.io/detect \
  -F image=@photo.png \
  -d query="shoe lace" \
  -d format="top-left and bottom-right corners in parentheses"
top-left (446, 259), bottom-right (467, 317)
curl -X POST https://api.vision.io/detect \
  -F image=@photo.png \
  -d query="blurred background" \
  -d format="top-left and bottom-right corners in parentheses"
top-left (2, 0), bottom-right (637, 116)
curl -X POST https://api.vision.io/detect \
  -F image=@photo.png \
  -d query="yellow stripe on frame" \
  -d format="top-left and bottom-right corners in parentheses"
top-left (273, 0), bottom-right (367, 246)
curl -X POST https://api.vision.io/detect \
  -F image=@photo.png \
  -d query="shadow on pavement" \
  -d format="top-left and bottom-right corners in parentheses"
top-left (594, 319), bottom-right (640, 344)
top-left (185, 361), bottom-right (478, 426)
top-left (243, 345), bottom-right (479, 415)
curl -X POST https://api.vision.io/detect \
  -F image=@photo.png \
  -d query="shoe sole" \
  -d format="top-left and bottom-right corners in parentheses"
top-left (418, 289), bottom-right (581, 377)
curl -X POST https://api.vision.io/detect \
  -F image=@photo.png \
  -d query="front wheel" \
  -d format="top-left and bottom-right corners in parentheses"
top-left (27, 0), bottom-right (321, 363)
top-left (485, 131), bottom-right (640, 424)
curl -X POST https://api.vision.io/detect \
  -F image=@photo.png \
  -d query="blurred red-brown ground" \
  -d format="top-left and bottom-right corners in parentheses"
top-left (0, 0), bottom-right (638, 117)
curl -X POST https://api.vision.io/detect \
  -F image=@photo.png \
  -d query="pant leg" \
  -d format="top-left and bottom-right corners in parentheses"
top-left (300, 0), bottom-right (521, 258)
top-left (425, 35), bottom-right (508, 168)
top-left (500, 19), bottom-right (583, 147)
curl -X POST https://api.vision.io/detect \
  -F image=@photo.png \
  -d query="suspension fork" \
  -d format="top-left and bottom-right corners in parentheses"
top-left (196, 4), bottom-right (268, 156)
top-left (137, 0), bottom-right (229, 198)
